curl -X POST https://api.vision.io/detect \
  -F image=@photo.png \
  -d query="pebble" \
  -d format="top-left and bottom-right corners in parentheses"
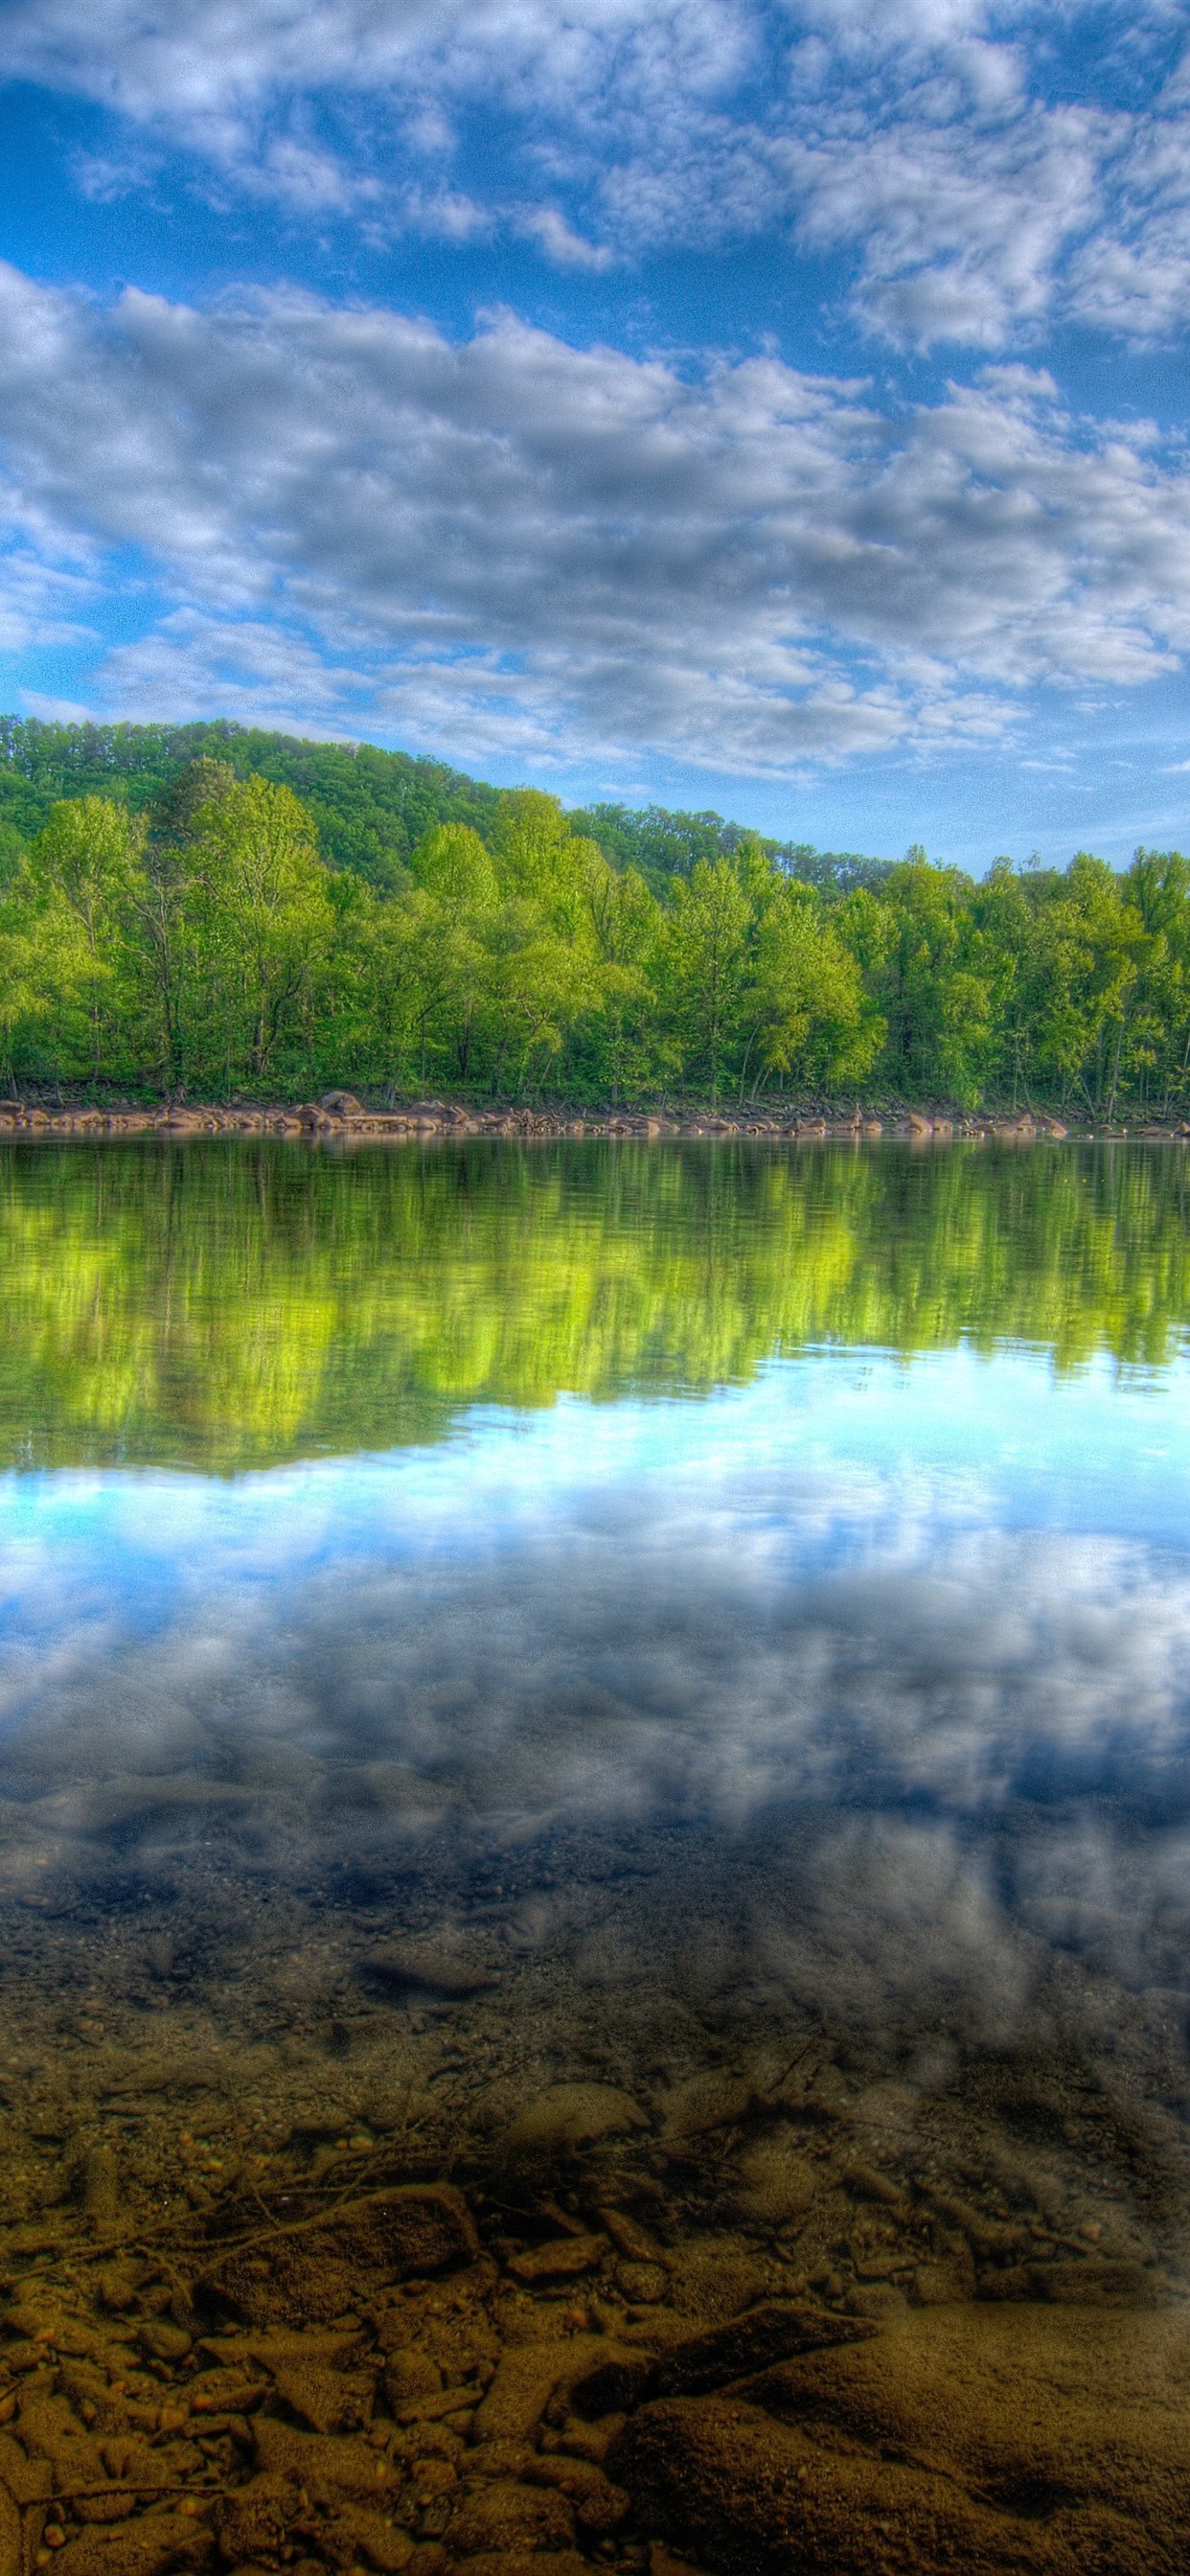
top-left (508, 2236), bottom-right (606, 2284)
top-left (361, 1945), bottom-right (498, 2000)
top-left (501, 2086), bottom-right (648, 2156)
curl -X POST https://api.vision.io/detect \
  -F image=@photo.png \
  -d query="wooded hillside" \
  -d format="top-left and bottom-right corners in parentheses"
top-left (0, 718), bottom-right (1184, 1115)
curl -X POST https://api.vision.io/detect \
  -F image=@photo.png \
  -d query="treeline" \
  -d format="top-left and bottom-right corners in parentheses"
top-left (0, 719), bottom-right (1188, 1113)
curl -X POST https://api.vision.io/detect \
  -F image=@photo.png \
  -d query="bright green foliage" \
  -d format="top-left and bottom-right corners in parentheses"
top-left (0, 717), bottom-right (502, 886)
top-left (411, 821), bottom-right (499, 913)
top-left (843, 850), bottom-right (995, 1108)
top-left (742, 880), bottom-right (883, 1094)
top-left (2, 1140), bottom-right (1188, 1474)
top-left (3, 724), bottom-right (1190, 1109)
top-left (26, 797), bottom-right (147, 1084)
top-left (664, 860), bottom-right (751, 1103)
top-left (185, 778), bottom-right (335, 1086)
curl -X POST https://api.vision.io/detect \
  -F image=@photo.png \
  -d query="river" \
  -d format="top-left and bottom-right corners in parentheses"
top-left (0, 1137), bottom-right (1187, 2574)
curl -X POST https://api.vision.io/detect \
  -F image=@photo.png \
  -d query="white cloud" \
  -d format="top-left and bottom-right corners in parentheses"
top-left (1, 264), bottom-right (1189, 768)
top-left (18, 688), bottom-right (97, 720)
top-left (514, 207), bottom-right (617, 269)
top-left (251, 137), bottom-right (386, 213)
top-left (0, 0), bottom-right (747, 123)
top-left (783, 104), bottom-right (1108, 347)
top-left (1, 0), bottom-right (1188, 346)
top-left (1065, 97), bottom-right (1190, 337)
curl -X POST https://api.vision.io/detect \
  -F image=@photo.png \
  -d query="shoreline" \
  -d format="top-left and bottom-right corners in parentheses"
top-left (1, 1092), bottom-right (1187, 1143)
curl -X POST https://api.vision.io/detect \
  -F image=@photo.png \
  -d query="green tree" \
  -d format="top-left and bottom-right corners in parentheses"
top-left (845, 850), bottom-right (995, 1105)
top-left (407, 822), bottom-right (500, 1084)
top-left (0, 865), bottom-right (49, 1088)
top-left (186, 778), bottom-right (334, 1088)
top-left (27, 796), bottom-right (146, 1084)
top-left (573, 856), bottom-right (667, 1101)
top-left (1026, 856), bottom-right (1145, 1117)
top-left (1122, 849), bottom-right (1190, 1113)
top-left (665, 859), bottom-right (752, 1103)
top-left (740, 881), bottom-right (883, 1099)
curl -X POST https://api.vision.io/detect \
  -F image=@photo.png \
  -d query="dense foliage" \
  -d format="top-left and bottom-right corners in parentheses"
top-left (1, 718), bottom-right (1189, 1113)
top-left (3, 1141), bottom-right (1187, 1471)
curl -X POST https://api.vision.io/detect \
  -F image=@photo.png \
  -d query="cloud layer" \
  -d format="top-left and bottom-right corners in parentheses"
top-left (3, 0), bottom-right (1190, 346)
top-left (3, 263), bottom-right (1189, 768)
top-left (3, 5), bottom-right (1189, 786)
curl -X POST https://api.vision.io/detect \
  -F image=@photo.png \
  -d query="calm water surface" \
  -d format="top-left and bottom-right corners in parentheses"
top-left (0, 1138), bottom-right (1188, 2565)
top-left (3, 1138), bottom-right (1190, 2083)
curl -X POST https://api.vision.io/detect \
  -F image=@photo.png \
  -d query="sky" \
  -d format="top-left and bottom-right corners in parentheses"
top-left (1, 3), bottom-right (1189, 867)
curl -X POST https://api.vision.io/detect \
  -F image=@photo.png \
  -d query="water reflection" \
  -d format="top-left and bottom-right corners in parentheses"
top-left (2, 1350), bottom-right (1189, 2063)
top-left (0, 1144), bottom-right (1187, 2573)
top-left (2, 1138), bottom-right (1190, 1471)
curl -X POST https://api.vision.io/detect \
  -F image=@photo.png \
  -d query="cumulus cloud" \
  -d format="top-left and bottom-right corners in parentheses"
top-left (782, 105), bottom-right (1107, 347)
top-left (513, 207), bottom-right (616, 269)
top-left (0, 0), bottom-right (742, 129)
top-left (1065, 95), bottom-right (1190, 337)
top-left (2, 263), bottom-right (1189, 766)
top-left (1, 0), bottom-right (1188, 345)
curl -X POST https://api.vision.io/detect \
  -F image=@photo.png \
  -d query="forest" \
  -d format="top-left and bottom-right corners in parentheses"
top-left (0, 716), bottom-right (1187, 1115)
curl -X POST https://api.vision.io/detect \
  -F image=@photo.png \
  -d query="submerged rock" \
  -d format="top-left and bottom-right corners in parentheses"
top-left (361, 1943), bottom-right (499, 2000)
top-left (654, 2301), bottom-right (876, 2398)
top-left (253, 2414), bottom-right (398, 2499)
top-left (501, 2084), bottom-right (648, 2157)
top-left (53, 2512), bottom-right (212, 2576)
top-left (473, 2338), bottom-right (610, 2442)
top-left (267, 2349), bottom-right (376, 2433)
top-left (198, 2183), bottom-right (478, 2324)
top-left (384, 2346), bottom-right (444, 2415)
top-left (613, 2392), bottom-right (1061, 2573)
top-left (732, 2130), bottom-right (819, 2224)
top-left (610, 2304), bottom-right (1190, 2573)
top-left (507, 2233), bottom-right (606, 2283)
top-left (76, 2144), bottom-right (121, 2227)
top-left (749, 2301), bottom-right (1190, 2519)
top-left (656, 2073), bottom-right (754, 2141)
top-left (447, 2476), bottom-right (575, 2556)
top-left (449, 2559), bottom-right (584, 2576)
top-left (566, 2301), bottom-right (872, 2420)
top-left (614, 2257), bottom-right (669, 2303)
top-left (215, 2470), bottom-right (305, 2563)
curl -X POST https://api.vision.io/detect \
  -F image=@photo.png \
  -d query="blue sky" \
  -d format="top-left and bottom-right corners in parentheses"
top-left (1, 0), bottom-right (1190, 867)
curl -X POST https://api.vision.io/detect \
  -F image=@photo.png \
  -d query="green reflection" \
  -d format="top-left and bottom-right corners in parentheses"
top-left (1, 1139), bottom-right (1189, 1473)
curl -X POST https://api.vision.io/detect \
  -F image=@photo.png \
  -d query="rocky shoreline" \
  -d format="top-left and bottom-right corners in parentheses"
top-left (2, 1092), bottom-right (1187, 1144)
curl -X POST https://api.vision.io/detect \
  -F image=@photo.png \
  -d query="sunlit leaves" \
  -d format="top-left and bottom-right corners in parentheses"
top-left (3, 760), bottom-right (1190, 1114)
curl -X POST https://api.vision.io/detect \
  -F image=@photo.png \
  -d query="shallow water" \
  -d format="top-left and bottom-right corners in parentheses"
top-left (1, 1138), bottom-right (1189, 2574)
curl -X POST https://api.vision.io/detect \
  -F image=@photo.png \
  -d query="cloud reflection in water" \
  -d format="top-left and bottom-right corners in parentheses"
top-left (1, 1374), bottom-right (1188, 2058)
